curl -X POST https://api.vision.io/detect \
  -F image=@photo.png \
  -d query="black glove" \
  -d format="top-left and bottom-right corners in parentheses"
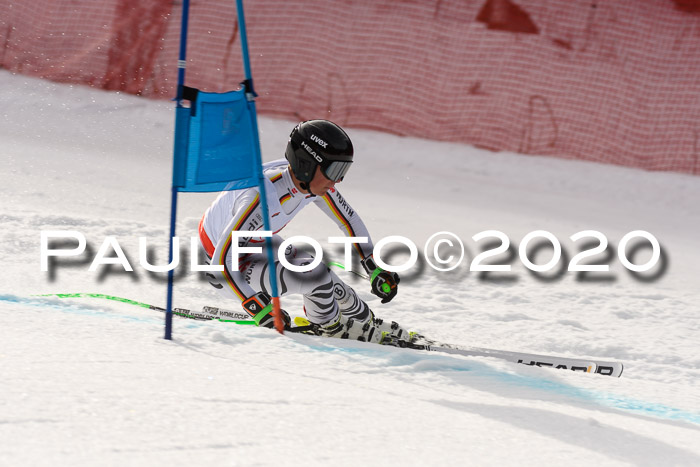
top-left (361, 256), bottom-right (400, 304)
top-left (242, 292), bottom-right (290, 329)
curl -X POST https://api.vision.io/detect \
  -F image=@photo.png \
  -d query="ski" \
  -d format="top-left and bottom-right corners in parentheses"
top-left (35, 293), bottom-right (256, 324)
top-left (405, 336), bottom-right (624, 377)
top-left (39, 293), bottom-right (624, 377)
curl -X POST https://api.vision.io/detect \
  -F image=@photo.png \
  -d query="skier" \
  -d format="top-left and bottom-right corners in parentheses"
top-left (199, 119), bottom-right (410, 344)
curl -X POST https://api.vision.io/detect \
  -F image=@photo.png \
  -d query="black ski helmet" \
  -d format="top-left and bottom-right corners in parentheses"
top-left (285, 120), bottom-right (354, 184)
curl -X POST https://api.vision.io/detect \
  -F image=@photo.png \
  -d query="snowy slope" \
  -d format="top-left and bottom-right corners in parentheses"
top-left (1, 71), bottom-right (700, 466)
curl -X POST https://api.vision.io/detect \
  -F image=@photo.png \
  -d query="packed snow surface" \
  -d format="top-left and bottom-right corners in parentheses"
top-left (1, 71), bottom-right (700, 466)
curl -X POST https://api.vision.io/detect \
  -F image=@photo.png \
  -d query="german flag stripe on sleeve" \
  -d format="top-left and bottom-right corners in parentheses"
top-left (270, 173), bottom-right (283, 183)
top-left (322, 193), bottom-right (364, 257)
top-left (218, 194), bottom-right (260, 302)
top-left (199, 215), bottom-right (216, 259)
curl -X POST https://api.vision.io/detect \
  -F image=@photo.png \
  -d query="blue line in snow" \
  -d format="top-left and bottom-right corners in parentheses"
top-left (1, 293), bottom-right (698, 425)
top-left (0, 293), bottom-right (159, 325)
top-left (481, 367), bottom-right (700, 425)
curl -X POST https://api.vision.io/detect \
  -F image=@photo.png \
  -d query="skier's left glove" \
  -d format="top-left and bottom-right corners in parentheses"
top-left (242, 291), bottom-right (291, 329)
top-left (361, 255), bottom-right (400, 304)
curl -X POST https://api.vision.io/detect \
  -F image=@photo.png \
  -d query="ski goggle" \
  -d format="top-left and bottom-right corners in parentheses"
top-left (321, 160), bottom-right (352, 182)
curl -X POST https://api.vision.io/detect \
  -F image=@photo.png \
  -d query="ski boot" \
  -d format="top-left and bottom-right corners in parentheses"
top-left (369, 314), bottom-right (412, 346)
top-left (293, 311), bottom-right (422, 347)
top-left (329, 312), bottom-right (418, 347)
top-left (316, 312), bottom-right (384, 343)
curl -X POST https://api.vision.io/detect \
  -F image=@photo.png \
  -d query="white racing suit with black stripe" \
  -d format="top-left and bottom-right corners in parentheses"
top-left (199, 159), bottom-right (405, 342)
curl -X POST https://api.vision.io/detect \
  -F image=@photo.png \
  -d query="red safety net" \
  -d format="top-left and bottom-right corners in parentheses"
top-left (2, 0), bottom-right (699, 174)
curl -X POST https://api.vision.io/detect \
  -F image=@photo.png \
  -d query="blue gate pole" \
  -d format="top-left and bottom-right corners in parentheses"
top-left (235, 0), bottom-right (284, 333)
top-left (165, 0), bottom-right (191, 340)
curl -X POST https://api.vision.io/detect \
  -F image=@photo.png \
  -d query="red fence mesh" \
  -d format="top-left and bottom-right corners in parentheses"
top-left (2, 0), bottom-right (699, 174)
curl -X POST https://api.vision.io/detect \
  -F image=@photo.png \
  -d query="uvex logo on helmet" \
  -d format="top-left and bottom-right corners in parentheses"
top-left (310, 134), bottom-right (328, 148)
